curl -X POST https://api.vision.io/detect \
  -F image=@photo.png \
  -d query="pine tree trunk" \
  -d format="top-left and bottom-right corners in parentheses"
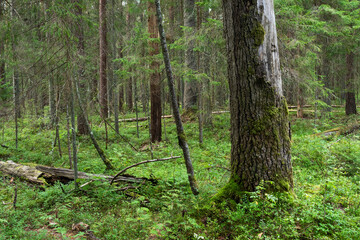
top-left (219, 0), bottom-right (293, 198)
top-left (183, 0), bottom-right (198, 112)
top-left (345, 52), bottom-right (357, 115)
top-left (148, 1), bottom-right (162, 143)
top-left (99, 0), bottom-right (108, 118)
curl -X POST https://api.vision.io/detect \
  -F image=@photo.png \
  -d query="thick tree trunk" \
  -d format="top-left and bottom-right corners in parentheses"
top-left (155, 0), bottom-right (199, 195)
top-left (219, 0), bottom-right (293, 198)
top-left (183, 0), bottom-right (198, 112)
top-left (148, 2), bottom-right (162, 143)
top-left (99, 0), bottom-right (108, 118)
top-left (345, 52), bottom-right (357, 115)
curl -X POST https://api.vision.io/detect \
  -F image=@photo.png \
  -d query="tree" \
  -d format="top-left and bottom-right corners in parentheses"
top-left (155, 0), bottom-right (199, 195)
top-left (99, 0), bottom-right (108, 118)
top-left (148, 1), bottom-right (162, 143)
top-left (74, 0), bottom-right (89, 135)
top-left (183, 0), bottom-right (198, 112)
top-left (217, 0), bottom-right (293, 199)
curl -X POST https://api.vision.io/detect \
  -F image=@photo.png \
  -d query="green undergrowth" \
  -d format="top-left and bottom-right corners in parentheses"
top-left (1, 112), bottom-right (360, 239)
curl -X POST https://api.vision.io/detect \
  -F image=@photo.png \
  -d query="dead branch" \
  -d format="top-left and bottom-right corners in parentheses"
top-left (111, 156), bottom-right (181, 185)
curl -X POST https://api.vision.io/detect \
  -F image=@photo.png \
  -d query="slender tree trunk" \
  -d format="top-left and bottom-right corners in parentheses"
top-left (99, 0), bottom-right (108, 118)
top-left (345, 52), bottom-right (357, 115)
top-left (70, 84), bottom-right (78, 190)
top-left (75, 0), bottom-right (89, 135)
top-left (155, 0), bottom-right (199, 195)
top-left (66, 105), bottom-right (72, 169)
top-left (219, 0), bottom-right (293, 198)
top-left (183, 0), bottom-right (198, 112)
top-left (75, 76), bottom-right (114, 170)
top-left (0, 0), bottom-right (4, 86)
top-left (148, 1), bottom-right (162, 143)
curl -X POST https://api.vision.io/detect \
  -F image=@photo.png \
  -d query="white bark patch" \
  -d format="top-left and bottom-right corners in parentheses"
top-left (257, 0), bottom-right (283, 96)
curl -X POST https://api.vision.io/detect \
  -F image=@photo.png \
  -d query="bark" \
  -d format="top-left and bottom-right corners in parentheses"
top-left (0, 161), bottom-right (143, 185)
top-left (219, 0), bottom-right (293, 197)
top-left (155, 0), bottom-right (199, 195)
top-left (99, 0), bottom-right (108, 118)
top-left (75, 0), bottom-right (89, 135)
top-left (74, 75), bottom-right (114, 170)
top-left (148, 1), bottom-right (162, 143)
top-left (296, 85), bottom-right (304, 118)
top-left (183, 0), bottom-right (198, 112)
top-left (0, 0), bottom-right (4, 86)
top-left (345, 52), bottom-right (357, 115)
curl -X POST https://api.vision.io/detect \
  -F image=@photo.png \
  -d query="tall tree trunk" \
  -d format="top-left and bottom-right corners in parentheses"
top-left (155, 0), bottom-right (199, 195)
top-left (148, 1), bottom-right (162, 143)
top-left (99, 0), bottom-right (108, 118)
top-left (0, 0), bottom-right (5, 88)
top-left (75, 0), bottom-right (89, 135)
top-left (183, 0), bottom-right (198, 112)
top-left (345, 52), bottom-right (357, 115)
top-left (219, 0), bottom-right (293, 198)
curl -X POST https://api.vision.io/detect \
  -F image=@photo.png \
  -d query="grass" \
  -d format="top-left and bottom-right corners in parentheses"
top-left (0, 111), bottom-right (360, 239)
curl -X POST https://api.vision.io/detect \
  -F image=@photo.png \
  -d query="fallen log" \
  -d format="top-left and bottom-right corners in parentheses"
top-left (0, 161), bottom-right (146, 185)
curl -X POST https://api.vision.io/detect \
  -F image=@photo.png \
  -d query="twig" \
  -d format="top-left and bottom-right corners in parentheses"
top-left (110, 156), bottom-right (181, 185)
top-left (1, 144), bottom-right (9, 149)
top-left (115, 186), bottom-right (138, 192)
top-left (13, 185), bottom-right (17, 210)
top-left (205, 166), bottom-right (231, 172)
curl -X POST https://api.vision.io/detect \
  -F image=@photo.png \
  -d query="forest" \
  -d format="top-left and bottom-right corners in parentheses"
top-left (0, 0), bottom-right (360, 239)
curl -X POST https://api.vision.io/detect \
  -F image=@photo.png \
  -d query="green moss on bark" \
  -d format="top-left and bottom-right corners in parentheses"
top-left (252, 22), bottom-right (265, 47)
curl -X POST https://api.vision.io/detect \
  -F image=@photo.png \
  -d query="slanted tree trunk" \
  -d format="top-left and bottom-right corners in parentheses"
top-left (183, 0), bottom-right (198, 112)
top-left (99, 0), bottom-right (108, 118)
top-left (74, 0), bottom-right (89, 135)
top-left (218, 0), bottom-right (293, 199)
top-left (155, 0), bottom-right (199, 195)
top-left (148, 1), bottom-right (162, 143)
top-left (345, 52), bottom-right (357, 115)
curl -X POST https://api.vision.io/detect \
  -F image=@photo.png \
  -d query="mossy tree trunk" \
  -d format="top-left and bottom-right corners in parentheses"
top-left (221, 0), bottom-right (293, 198)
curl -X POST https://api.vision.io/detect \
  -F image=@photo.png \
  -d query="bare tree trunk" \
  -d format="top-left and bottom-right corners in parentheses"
top-left (99, 0), bottom-right (108, 118)
top-left (74, 76), bottom-right (114, 170)
top-left (155, 0), bottom-right (199, 195)
top-left (345, 52), bottom-right (357, 115)
top-left (148, 1), bottom-right (162, 143)
top-left (0, 0), bottom-right (4, 87)
top-left (66, 105), bottom-right (72, 169)
top-left (218, 0), bottom-right (293, 198)
top-left (75, 0), bottom-right (89, 135)
top-left (183, 0), bottom-right (198, 112)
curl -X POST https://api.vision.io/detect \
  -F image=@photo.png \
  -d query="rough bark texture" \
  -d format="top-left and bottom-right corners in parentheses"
top-left (99, 0), bottom-right (108, 118)
top-left (218, 0), bottom-right (293, 199)
top-left (345, 52), bottom-right (357, 115)
top-left (155, 0), bottom-right (199, 195)
top-left (183, 0), bottom-right (198, 112)
top-left (75, 0), bottom-right (89, 135)
top-left (148, 2), bottom-right (162, 143)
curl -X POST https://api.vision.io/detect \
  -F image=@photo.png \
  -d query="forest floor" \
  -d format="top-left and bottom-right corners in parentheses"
top-left (0, 110), bottom-right (360, 239)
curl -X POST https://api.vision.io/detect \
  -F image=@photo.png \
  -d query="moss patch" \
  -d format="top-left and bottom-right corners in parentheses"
top-left (252, 22), bottom-right (265, 47)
